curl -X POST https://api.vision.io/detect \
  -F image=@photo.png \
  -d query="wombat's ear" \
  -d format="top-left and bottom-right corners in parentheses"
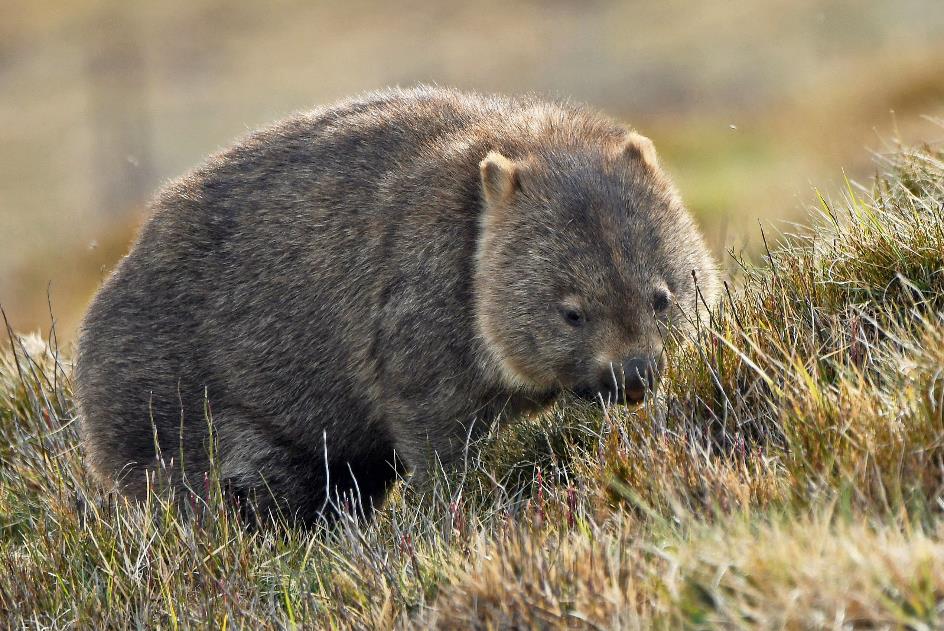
top-left (616, 131), bottom-right (659, 170)
top-left (480, 151), bottom-right (520, 206)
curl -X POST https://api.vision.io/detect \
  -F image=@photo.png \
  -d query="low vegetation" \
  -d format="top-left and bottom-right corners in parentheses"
top-left (1, 138), bottom-right (943, 628)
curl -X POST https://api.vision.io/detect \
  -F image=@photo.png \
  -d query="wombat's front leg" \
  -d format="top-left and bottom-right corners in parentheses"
top-left (390, 417), bottom-right (483, 490)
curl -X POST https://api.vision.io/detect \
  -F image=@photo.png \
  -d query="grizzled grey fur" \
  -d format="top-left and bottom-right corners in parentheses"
top-left (76, 87), bottom-right (719, 526)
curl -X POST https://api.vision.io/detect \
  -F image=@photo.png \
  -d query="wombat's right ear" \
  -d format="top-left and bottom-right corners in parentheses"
top-left (480, 151), bottom-right (520, 206)
top-left (616, 131), bottom-right (659, 170)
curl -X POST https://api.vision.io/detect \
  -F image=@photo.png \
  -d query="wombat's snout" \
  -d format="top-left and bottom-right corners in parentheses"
top-left (594, 356), bottom-right (662, 405)
top-left (605, 356), bottom-right (660, 404)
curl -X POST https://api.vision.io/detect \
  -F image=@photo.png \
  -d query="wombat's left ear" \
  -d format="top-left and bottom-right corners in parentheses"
top-left (615, 131), bottom-right (659, 170)
top-left (480, 151), bottom-right (520, 206)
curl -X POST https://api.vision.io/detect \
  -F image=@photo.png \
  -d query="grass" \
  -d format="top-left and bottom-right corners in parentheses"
top-left (1, 137), bottom-right (943, 628)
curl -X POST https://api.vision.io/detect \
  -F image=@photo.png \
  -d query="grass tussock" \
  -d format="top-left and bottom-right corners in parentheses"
top-left (1, 139), bottom-right (943, 628)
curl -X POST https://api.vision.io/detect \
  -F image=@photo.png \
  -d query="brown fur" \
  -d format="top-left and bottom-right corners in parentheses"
top-left (75, 87), bottom-right (718, 526)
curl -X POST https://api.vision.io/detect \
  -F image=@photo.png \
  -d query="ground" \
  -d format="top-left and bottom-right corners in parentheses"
top-left (1, 138), bottom-right (943, 628)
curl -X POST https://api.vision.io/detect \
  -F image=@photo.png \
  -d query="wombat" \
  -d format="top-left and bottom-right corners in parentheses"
top-left (75, 87), bottom-right (719, 526)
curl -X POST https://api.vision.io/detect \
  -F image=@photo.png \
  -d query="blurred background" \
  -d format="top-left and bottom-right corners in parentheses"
top-left (2, 0), bottom-right (943, 341)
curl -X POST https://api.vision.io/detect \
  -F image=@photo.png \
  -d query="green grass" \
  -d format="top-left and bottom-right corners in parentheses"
top-left (1, 139), bottom-right (943, 628)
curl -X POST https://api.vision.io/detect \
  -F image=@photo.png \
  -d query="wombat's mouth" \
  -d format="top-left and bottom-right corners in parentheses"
top-left (571, 386), bottom-right (647, 406)
top-left (569, 355), bottom-right (662, 406)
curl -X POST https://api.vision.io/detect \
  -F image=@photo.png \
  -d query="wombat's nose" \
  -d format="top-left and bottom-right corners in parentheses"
top-left (599, 356), bottom-right (660, 404)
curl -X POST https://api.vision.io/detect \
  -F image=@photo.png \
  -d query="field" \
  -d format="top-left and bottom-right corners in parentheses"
top-left (1, 137), bottom-right (942, 628)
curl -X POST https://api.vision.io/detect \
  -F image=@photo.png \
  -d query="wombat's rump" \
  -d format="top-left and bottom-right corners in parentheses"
top-left (76, 87), bottom-right (718, 525)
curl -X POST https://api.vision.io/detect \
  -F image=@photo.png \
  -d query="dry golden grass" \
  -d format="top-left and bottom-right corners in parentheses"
top-left (0, 139), bottom-right (943, 628)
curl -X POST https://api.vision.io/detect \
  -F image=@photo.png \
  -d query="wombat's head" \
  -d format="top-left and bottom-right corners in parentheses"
top-left (474, 131), bottom-right (719, 404)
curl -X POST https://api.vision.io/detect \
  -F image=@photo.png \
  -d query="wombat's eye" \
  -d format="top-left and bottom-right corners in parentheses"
top-left (652, 289), bottom-right (673, 313)
top-left (560, 307), bottom-right (586, 327)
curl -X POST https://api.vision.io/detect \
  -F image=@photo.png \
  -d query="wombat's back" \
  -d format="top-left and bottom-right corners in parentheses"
top-left (75, 87), bottom-right (515, 500)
